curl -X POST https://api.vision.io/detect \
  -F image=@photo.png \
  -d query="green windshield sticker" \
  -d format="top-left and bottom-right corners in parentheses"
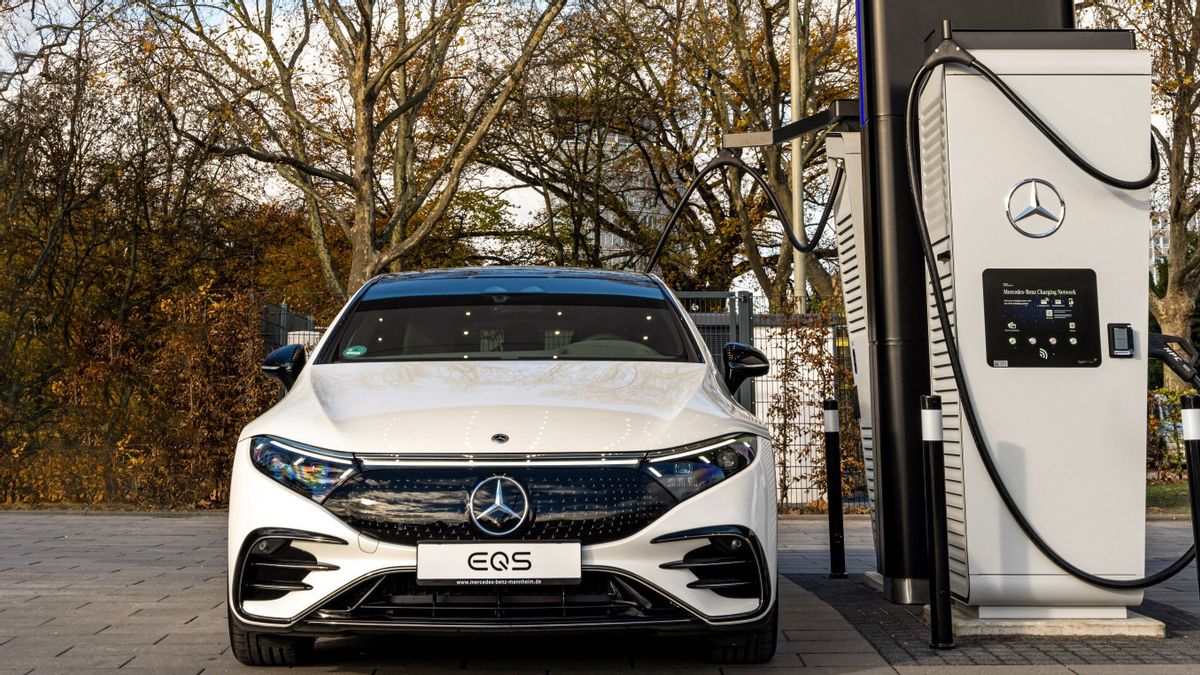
top-left (342, 345), bottom-right (367, 358)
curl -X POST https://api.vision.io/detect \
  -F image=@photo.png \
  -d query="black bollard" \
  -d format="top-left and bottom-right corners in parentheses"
top-left (824, 398), bottom-right (847, 579)
top-left (921, 395), bottom-right (954, 649)
top-left (1182, 395), bottom-right (1200, 601)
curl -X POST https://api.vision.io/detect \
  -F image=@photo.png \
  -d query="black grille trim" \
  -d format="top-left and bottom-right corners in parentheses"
top-left (653, 525), bottom-right (770, 612)
top-left (306, 570), bottom-right (692, 626)
top-left (322, 467), bottom-right (677, 546)
top-left (235, 529), bottom-right (347, 607)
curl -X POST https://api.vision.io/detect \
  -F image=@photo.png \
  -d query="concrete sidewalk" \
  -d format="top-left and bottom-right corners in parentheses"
top-left (0, 512), bottom-right (1197, 673)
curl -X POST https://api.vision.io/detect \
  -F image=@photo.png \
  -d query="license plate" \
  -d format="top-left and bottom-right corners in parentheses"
top-left (416, 542), bottom-right (581, 586)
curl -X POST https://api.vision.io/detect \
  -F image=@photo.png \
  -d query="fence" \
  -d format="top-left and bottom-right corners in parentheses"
top-left (675, 292), bottom-right (755, 411)
top-left (260, 302), bottom-right (315, 353)
top-left (675, 292), bottom-right (864, 511)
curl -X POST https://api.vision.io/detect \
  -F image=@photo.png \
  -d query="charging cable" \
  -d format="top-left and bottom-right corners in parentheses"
top-left (643, 150), bottom-right (845, 273)
top-left (906, 22), bottom-right (1193, 589)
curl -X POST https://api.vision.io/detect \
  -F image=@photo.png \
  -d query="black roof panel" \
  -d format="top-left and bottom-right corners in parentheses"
top-left (362, 267), bottom-right (664, 301)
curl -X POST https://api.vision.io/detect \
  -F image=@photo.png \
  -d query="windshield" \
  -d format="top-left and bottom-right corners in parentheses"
top-left (328, 291), bottom-right (698, 363)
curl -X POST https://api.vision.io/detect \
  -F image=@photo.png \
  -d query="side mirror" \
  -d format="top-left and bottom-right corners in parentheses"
top-left (723, 342), bottom-right (769, 394)
top-left (262, 344), bottom-right (307, 392)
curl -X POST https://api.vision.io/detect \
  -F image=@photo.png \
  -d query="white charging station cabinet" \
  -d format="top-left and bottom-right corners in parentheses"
top-left (919, 46), bottom-right (1151, 619)
top-left (832, 43), bottom-right (1154, 620)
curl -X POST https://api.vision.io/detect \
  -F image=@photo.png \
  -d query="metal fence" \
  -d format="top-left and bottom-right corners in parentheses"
top-left (675, 292), bottom-right (755, 411)
top-left (675, 292), bottom-right (863, 511)
top-left (260, 302), bottom-right (315, 353)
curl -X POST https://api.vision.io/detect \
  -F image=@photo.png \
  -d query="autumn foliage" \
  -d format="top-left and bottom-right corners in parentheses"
top-left (2, 287), bottom-right (276, 506)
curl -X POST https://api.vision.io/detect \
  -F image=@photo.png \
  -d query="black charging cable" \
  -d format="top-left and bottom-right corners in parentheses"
top-left (643, 150), bottom-right (845, 273)
top-left (907, 23), bottom-right (1192, 589)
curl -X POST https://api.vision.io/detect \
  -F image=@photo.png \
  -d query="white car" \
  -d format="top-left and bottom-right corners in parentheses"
top-left (227, 267), bottom-right (778, 665)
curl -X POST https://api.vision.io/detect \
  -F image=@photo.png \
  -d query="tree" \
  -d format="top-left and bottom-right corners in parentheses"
top-left (1146, 0), bottom-right (1200, 388)
top-left (0, 0), bottom-right (288, 504)
top-left (140, 0), bottom-right (568, 295)
top-left (481, 0), bottom-right (856, 306)
top-left (1084, 1), bottom-right (1200, 388)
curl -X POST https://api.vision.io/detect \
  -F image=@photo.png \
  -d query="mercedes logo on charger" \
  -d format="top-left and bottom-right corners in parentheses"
top-left (468, 476), bottom-right (529, 536)
top-left (1006, 178), bottom-right (1065, 238)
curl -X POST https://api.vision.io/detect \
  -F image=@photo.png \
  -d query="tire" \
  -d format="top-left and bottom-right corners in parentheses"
top-left (227, 608), bottom-right (315, 666)
top-left (706, 602), bottom-right (778, 664)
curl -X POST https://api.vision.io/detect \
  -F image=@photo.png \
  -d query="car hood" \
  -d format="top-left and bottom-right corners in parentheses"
top-left (241, 360), bottom-right (764, 454)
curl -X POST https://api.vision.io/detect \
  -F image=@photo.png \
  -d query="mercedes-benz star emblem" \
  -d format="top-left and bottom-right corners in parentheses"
top-left (491, 433), bottom-right (509, 444)
top-left (468, 476), bottom-right (529, 536)
top-left (1006, 178), bottom-right (1066, 238)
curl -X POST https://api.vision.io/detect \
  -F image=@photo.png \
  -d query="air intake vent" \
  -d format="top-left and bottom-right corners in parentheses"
top-left (306, 571), bottom-right (692, 626)
top-left (236, 529), bottom-right (344, 604)
top-left (653, 525), bottom-right (768, 603)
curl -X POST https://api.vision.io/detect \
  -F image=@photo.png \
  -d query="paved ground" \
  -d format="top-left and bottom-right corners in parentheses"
top-left (1, 512), bottom-right (1199, 673)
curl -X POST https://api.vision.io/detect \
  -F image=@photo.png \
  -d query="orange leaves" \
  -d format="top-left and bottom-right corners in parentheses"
top-left (0, 289), bottom-right (279, 508)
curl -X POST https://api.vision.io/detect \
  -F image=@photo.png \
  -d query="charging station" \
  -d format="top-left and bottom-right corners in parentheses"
top-left (915, 32), bottom-right (1151, 618)
top-left (829, 30), bottom-right (1155, 619)
top-left (650, 0), bottom-right (1200, 635)
top-left (842, 0), bottom-right (1081, 606)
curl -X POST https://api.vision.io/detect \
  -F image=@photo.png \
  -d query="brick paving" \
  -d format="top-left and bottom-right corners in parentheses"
top-left (782, 515), bottom-right (1200, 671)
top-left (0, 512), bottom-right (1198, 673)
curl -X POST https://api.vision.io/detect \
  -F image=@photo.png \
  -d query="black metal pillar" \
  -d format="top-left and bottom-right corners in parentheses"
top-left (854, 0), bottom-right (1074, 604)
top-left (921, 395), bottom-right (954, 648)
top-left (1182, 395), bottom-right (1200, 600)
top-left (824, 399), bottom-right (847, 579)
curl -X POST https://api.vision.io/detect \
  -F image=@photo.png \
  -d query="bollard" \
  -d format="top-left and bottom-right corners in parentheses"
top-left (823, 398), bottom-right (847, 579)
top-left (1182, 395), bottom-right (1200, 601)
top-left (921, 395), bottom-right (954, 649)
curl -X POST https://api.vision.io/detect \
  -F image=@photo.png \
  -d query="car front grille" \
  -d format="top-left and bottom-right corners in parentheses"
top-left (322, 467), bottom-right (677, 546)
top-left (305, 571), bottom-right (692, 625)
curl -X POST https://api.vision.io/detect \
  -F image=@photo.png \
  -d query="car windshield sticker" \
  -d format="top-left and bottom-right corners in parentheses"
top-left (343, 345), bottom-right (367, 358)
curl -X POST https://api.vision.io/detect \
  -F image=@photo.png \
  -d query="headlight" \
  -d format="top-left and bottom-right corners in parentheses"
top-left (642, 434), bottom-right (758, 501)
top-left (249, 436), bottom-right (356, 502)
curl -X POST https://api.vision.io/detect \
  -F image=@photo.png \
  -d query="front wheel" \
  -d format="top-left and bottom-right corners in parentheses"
top-left (706, 603), bottom-right (778, 664)
top-left (227, 608), bottom-right (315, 666)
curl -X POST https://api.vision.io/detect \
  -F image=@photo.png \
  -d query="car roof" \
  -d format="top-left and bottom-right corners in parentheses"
top-left (362, 266), bottom-right (666, 301)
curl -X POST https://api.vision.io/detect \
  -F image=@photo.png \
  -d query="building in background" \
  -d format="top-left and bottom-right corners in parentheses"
top-left (1151, 211), bottom-right (1169, 283)
top-left (552, 121), bottom-right (669, 270)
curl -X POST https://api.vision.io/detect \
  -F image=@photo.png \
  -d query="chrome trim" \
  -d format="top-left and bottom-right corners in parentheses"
top-left (248, 581), bottom-right (313, 592)
top-left (358, 455), bottom-right (642, 468)
top-left (230, 562), bottom-right (770, 630)
top-left (660, 557), bottom-right (748, 570)
top-left (467, 475), bottom-right (530, 536)
top-left (882, 576), bottom-right (930, 605)
top-left (247, 529), bottom-right (349, 547)
top-left (1005, 177), bottom-right (1066, 239)
top-left (687, 579), bottom-right (754, 590)
top-left (352, 434), bottom-right (760, 468)
top-left (252, 560), bottom-right (340, 572)
top-left (266, 438), bottom-right (356, 464)
top-left (645, 439), bottom-right (737, 463)
top-left (299, 617), bottom-right (697, 630)
top-left (643, 434), bottom-right (756, 462)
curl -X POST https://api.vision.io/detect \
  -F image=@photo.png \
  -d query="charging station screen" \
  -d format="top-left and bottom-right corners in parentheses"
top-left (982, 268), bottom-right (1101, 368)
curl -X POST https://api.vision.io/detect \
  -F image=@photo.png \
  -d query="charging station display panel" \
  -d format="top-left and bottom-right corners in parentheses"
top-left (982, 269), bottom-right (1101, 368)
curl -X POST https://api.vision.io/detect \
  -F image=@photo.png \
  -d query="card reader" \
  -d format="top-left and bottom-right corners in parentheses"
top-left (1108, 323), bottom-right (1134, 358)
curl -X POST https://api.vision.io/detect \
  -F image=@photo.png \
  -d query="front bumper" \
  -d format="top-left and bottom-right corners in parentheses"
top-left (227, 437), bottom-right (778, 633)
